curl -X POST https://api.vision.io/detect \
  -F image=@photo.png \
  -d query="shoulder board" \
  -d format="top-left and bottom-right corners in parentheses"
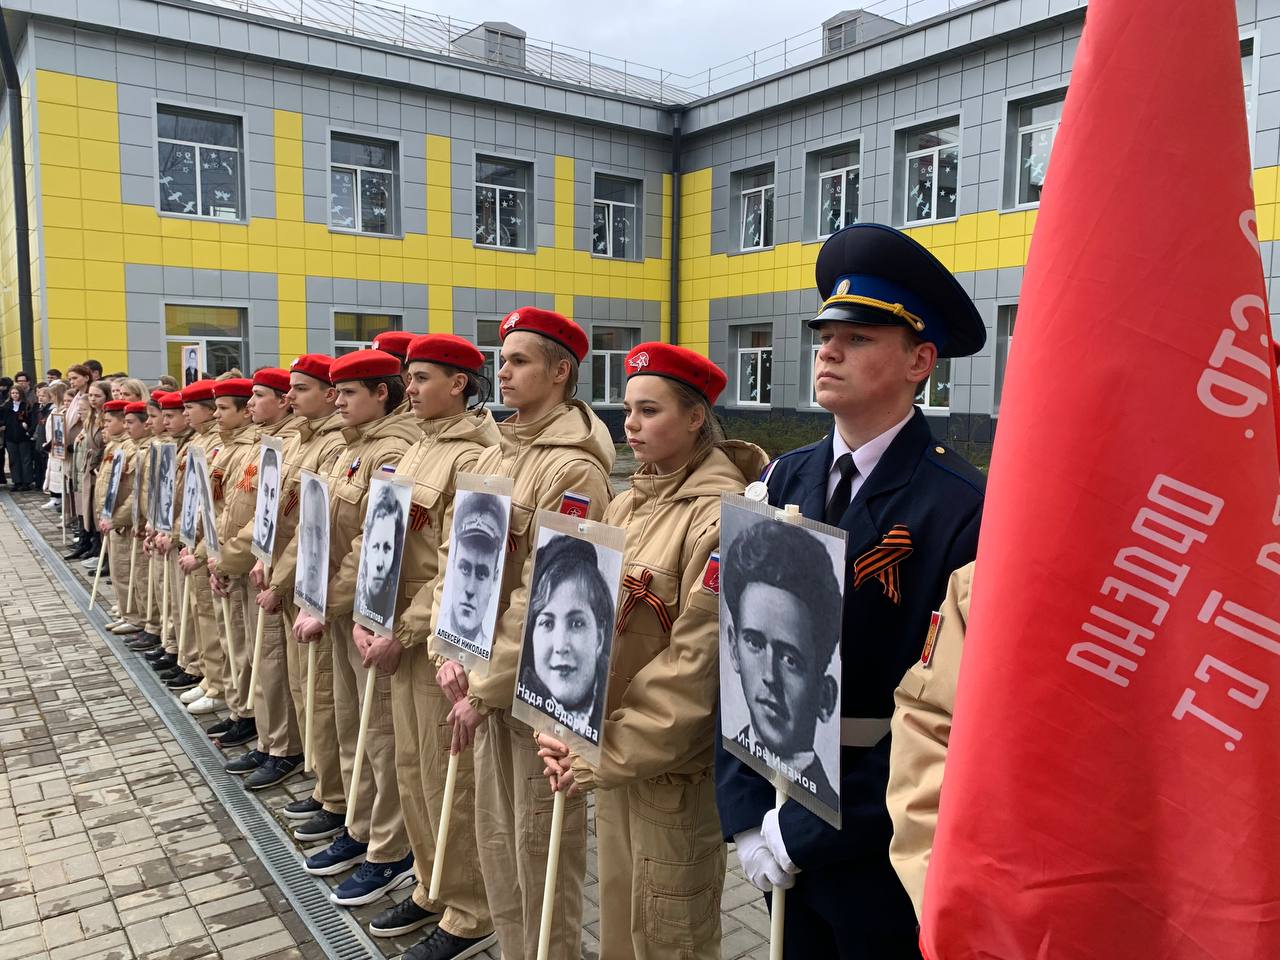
top-left (923, 443), bottom-right (987, 496)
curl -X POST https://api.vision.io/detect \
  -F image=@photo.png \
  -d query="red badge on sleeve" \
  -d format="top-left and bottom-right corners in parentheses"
top-left (559, 492), bottom-right (590, 518)
top-left (920, 610), bottom-right (943, 667)
top-left (702, 552), bottom-right (720, 594)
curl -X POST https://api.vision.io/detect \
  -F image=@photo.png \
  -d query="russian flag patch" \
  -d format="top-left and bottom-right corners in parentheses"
top-left (558, 492), bottom-right (590, 518)
top-left (702, 552), bottom-right (720, 594)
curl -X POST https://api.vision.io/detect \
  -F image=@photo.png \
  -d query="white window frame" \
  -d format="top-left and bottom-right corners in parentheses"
top-left (903, 132), bottom-right (959, 226)
top-left (162, 301), bottom-right (248, 379)
top-left (332, 310), bottom-right (402, 356)
top-left (808, 338), bottom-right (821, 406)
top-left (592, 196), bottom-right (637, 259)
top-left (1243, 33), bottom-right (1259, 159)
top-left (329, 135), bottom-right (399, 236)
top-left (589, 327), bottom-right (638, 405)
top-left (734, 326), bottom-right (773, 406)
top-left (917, 358), bottom-right (952, 412)
top-left (994, 302), bottom-right (1018, 414)
top-left (476, 319), bottom-right (508, 407)
top-left (740, 179), bottom-right (776, 251)
top-left (818, 162), bottom-right (860, 239)
top-left (155, 105), bottom-right (244, 222)
top-left (1013, 107), bottom-right (1061, 209)
top-left (474, 158), bottom-right (531, 252)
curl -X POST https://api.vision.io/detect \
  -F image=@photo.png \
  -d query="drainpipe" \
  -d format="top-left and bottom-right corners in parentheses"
top-left (668, 109), bottom-right (682, 346)
top-left (0, 10), bottom-right (36, 376)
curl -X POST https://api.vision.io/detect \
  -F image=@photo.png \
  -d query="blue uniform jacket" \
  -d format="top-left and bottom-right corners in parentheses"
top-left (716, 407), bottom-right (984, 875)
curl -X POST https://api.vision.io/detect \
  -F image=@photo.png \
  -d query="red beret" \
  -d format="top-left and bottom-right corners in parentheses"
top-left (406, 334), bottom-right (485, 374)
top-left (181, 379), bottom-right (216, 403)
top-left (103, 399), bottom-right (129, 413)
top-left (149, 389), bottom-right (167, 402)
top-left (253, 367), bottom-right (291, 393)
top-left (212, 378), bottom-right (254, 399)
top-left (499, 308), bottom-right (587, 363)
top-left (625, 342), bottom-right (728, 407)
top-left (158, 392), bottom-right (186, 411)
top-left (289, 353), bottom-right (333, 384)
top-left (329, 349), bottom-right (402, 383)
top-left (372, 331), bottom-right (416, 359)
top-left (125, 401), bottom-right (147, 415)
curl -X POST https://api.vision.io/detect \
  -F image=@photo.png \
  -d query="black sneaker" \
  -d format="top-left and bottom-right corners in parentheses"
top-left (205, 717), bottom-right (235, 738)
top-left (245, 754), bottom-right (303, 791)
top-left (369, 897), bottom-right (441, 938)
top-left (166, 672), bottom-right (201, 691)
top-left (144, 646), bottom-right (169, 661)
top-left (127, 633), bottom-right (160, 651)
top-left (293, 809), bottom-right (346, 843)
top-left (218, 717), bottom-right (257, 748)
top-left (225, 749), bottom-right (268, 775)
top-left (157, 665), bottom-right (184, 681)
top-left (282, 796), bottom-right (322, 821)
top-left (149, 654), bottom-right (177, 673)
top-left (403, 927), bottom-right (497, 960)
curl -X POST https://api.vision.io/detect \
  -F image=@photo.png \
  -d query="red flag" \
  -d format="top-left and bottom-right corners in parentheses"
top-left (922, 1), bottom-right (1280, 957)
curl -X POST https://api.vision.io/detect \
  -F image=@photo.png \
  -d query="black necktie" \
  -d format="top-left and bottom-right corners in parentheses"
top-left (825, 453), bottom-right (856, 525)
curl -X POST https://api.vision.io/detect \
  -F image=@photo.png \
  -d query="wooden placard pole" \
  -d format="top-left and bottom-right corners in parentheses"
top-left (427, 752), bottom-right (460, 902)
top-left (344, 668), bottom-right (378, 830)
top-left (303, 642), bottom-right (317, 773)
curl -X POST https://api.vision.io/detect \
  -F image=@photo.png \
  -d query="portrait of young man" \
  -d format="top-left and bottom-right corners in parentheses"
top-left (354, 478), bottom-right (408, 629)
top-left (252, 445), bottom-right (281, 555)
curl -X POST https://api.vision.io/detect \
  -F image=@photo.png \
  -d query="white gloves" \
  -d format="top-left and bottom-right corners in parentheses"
top-left (734, 826), bottom-right (796, 893)
top-left (762, 808), bottom-right (798, 875)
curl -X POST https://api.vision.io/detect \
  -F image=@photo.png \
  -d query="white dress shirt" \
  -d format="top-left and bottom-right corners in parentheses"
top-left (826, 409), bottom-right (915, 503)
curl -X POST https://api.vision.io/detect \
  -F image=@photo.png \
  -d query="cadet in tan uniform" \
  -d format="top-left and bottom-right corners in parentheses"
top-left (121, 400), bottom-right (159, 647)
top-left (143, 392), bottom-right (188, 677)
top-left (538, 343), bottom-right (766, 960)
top-left (203, 378), bottom-right (261, 747)
top-left (137, 393), bottom-right (168, 649)
top-left (372, 331), bottom-right (416, 413)
top-left (293, 349), bottom-right (419, 906)
top-left (435, 307), bottom-right (613, 960)
top-left (178, 379), bottom-right (232, 716)
top-left (886, 561), bottom-right (973, 920)
top-left (95, 399), bottom-right (134, 619)
top-left (216, 368), bottom-right (305, 785)
top-left (152, 391), bottom-right (199, 689)
top-left (260, 354), bottom-right (349, 843)
top-left (355, 335), bottom-right (499, 958)
top-left (103, 401), bottom-right (147, 635)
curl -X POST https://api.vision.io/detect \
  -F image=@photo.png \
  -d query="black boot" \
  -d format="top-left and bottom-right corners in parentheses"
top-left (64, 523), bottom-right (90, 560)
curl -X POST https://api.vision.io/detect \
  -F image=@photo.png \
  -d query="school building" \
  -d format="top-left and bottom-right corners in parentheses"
top-left (0, 0), bottom-right (1273, 452)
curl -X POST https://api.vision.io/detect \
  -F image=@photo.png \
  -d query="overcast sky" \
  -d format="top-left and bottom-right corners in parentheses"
top-left (399, 0), bottom-right (885, 80)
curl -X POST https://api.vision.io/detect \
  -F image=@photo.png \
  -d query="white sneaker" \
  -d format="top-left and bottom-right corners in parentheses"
top-left (110, 622), bottom-right (141, 635)
top-left (180, 685), bottom-right (207, 704)
top-left (187, 696), bottom-right (223, 715)
top-left (41, 498), bottom-right (58, 510)
top-left (80, 555), bottom-right (100, 570)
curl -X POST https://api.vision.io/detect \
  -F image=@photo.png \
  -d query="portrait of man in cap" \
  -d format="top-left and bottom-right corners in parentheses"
top-left (437, 488), bottom-right (509, 658)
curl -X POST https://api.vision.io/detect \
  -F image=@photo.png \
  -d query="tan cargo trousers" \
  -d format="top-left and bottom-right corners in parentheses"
top-left (224, 575), bottom-right (256, 718)
top-left (392, 645), bottom-right (491, 939)
top-left (285, 600), bottom-right (344, 813)
top-left (474, 709), bottom-right (587, 960)
top-left (108, 530), bottom-right (132, 621)
top-left (330, 612), bottom-right (408, 861)
top-left (188, 561), bottom-right (227, 699)
top-left (237, 582), bottom-right (302, 757)
top-left (594, 775), bottom-right (726, 960)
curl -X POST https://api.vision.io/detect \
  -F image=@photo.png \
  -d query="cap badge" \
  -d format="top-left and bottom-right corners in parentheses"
top-left (289, 357), bottom-right (300, 368)
top-left (836, 278), bottom-right (851, 295)
top-left (502, 313), bottom-right (520, 331)
top-left (628, 351), bottom-right (650, 372)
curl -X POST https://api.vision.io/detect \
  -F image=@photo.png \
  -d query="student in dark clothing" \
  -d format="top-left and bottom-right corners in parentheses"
top-left (32, 383), bottom-right (51, 490)
top-left (2, 384), bottom-right (38, 490)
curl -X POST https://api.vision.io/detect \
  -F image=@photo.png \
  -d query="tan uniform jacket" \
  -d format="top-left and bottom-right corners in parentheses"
top-left (887, 560), bottom-right (973, 920)
top-left (393, 408), bottom-right (500, 651)
top-left (93, 436), bottom-right (134, 528)
top-left (167, 428), bottom-right (194, 533)
top-left (326, 413), bottom-right (422, 619)
top-left (270, 412), bottom-right (348, 601)
top-left (436, 400), bottom-right (615, 715)
top-left (108, 437), bottom-right (137, 530)
top-left (133, 436), bottom-right (153, 536)
top-left (569, 441), bottom-right (768, 793)
top-left (197, 422), bottom-right (259, 562)
top-left (223, 415), bottom-right (304, 577)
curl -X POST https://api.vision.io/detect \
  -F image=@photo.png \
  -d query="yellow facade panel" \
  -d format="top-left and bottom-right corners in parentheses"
top-left (74, 76), bottom-right (117, 113)
top-left (45, 256), bottom-right (85, 289)
top-left (37, 70), bottom-right (78, 106)
top-left (278, 327), bottom-right (307, 364)
top-left (82, 230), bottom-right (124, 263)
top-left (81, 198), bottom-right (123, 233)
top-left (428, 284), bottom-right (453, 334)
top-left (83, 259), bottom-right (125, 292)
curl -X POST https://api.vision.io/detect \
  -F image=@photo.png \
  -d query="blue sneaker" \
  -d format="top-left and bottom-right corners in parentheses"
top-left (329, 852), bottom-right (415, 906)
top-left (303, 829), bottom-right (368, 877)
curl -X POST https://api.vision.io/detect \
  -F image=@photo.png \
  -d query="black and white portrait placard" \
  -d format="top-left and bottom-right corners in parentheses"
top-left (189, 445), bottom-right (221, 562)
top-left (353, 474), bottom-right (413, 636)
top-left (250, 436), bottom-right (284, 564)
top-left (153, 442), bottom-right (177, 534)
top-left (294, 470), bottom-right (330, 621)
top-left (132, 445), bottom-right (146, 528)
top-left (146, 442), bottom-right (160, 529)
top-left (432, 473), bottom-right (513, 673)
top-left (718, 494), bottom-right (847, 829)
top-left (100, 449), bottom-right (125, 523)
top-left (511, 511), bottom-right (625, 768)
top-left (181, 344), bottom-right (202, 387)
top-left (51, 414), bottom-right (66, 459)
top-left (179, 449), bottom-right (201, 547)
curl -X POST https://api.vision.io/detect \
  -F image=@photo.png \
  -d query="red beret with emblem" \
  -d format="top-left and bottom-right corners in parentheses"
top-left (372, 331), bottom-right (416, 360)
top-left (158, 391), bottom-right (186, 411)
top-left (624, 342), bottom-right (728, 407)
top-left (406, 334), bottom-right (485, 374)
top-left (125, 401), bottom-right (147, 415)
top-left (212, 378), bottom-right (254, 399)
top-left (498, 307), bottom-right (588, 363)
top-left (253, 367), bottom-right (291, 394)
top-left (329, 349), bottom-right (402, 384)
top-left (103, 399), bottom-right (129, 413)
top-left (181, 379), bottom-right (217, 403)
top-left (289, 353), bottom-right (333, 385)
top-left (149, 389), bottom-right (167, 402)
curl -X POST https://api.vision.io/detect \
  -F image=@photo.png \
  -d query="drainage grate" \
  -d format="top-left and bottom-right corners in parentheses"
top-left (5, 495), bottom-right (378, 960)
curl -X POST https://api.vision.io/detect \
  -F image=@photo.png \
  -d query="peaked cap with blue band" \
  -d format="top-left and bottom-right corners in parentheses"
top-left (810, 222), bottom-right (986, 359)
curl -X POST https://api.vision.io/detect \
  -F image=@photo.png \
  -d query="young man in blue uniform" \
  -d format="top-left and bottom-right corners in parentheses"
top-left (715, 223), bottom-right (987, 958)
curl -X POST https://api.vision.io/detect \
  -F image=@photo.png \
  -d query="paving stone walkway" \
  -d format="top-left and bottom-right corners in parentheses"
top-left (0, 488), bottom-right (770, 960)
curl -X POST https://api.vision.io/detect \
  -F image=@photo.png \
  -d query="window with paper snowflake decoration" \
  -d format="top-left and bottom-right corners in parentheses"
top-left (330, 134), bottom-right (398, 235)
top-left (157, 106), bottom-right (242, 220)
top-left (902, 122), bottom-right (958, 225)
top-left (475, 157), bottom-right (531, 250)
top-left (592, 175), bottom-right (640, 259)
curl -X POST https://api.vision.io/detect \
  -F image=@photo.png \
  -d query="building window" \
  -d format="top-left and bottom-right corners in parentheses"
top-left (165, 305), bottom-right (245, 378)
top-left (330, 135), bottom-right (398, 235)
top-left (157, 106), bottom-right (243, 220)
top-left (592, 175), bottom-right (640, 260)
top-left (825, 17), bottom-right (859, 54)
top-left (477, 319), bottom-right (505, 405)
top-left (485, 28), bottom-right (525, 68)
top-left (735, 325), bottom-right (773, 405)
top-left (1243, 37), bottom-right (1257, 148)
top-left (475, 157), bottom-right (531, 251)
top-left (739, 167), bottom-right (775, 251)
top-left (902, 121), bottom-right (959, 225)
top-left (1004, 96), bottom-right (1063, 208)
top-left (818, 145), bottom-right (860, 237)
top-left (917, 358), bottom-right (952, 410)
top-left (994, 304), bottom-right (1017, 413)
top-left (333, 312), bottom-right (401, 356)
top-left (808, 330), bottom-right (822, 406)
top-left (590, 327), bottom-right (638, 404)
